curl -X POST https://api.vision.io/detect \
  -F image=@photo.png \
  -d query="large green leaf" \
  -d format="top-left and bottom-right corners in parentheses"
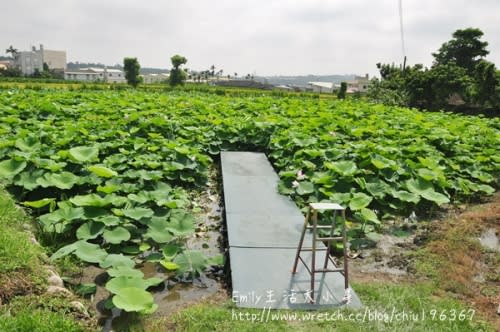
top-left (477, 184), bottom-right (495, 194)
top-left (50, 240), bottom-right (107, 263)
top-left (15, 136), bottom-right (39, 151)
top-left (107, 266), bottom-right (144, 278)
top-left (23, 198), bottom-right (55, 209)
top-left (103, 226), bottom-right (131, 244)
top-left (167, 210), bottom-right (195, 236)
top-left (406, 178), bottom-right (449, 205)
top-left (100, 254), bottom-right (136, 269)
top-left (50, 242), bottom-right (78, 261)
top-left (96, 215), bottom-right (122, 226)
top-left (0, 159), bottom-right (27, 178)
top-left (173, 250), bottom-right (208, 276)
top-left (162, 243), bottom-right (182, 259)
top-left (417, 168), bottom-right (438, 181)
top-left (392, 190), bottom-right (420, 204)
top-left (326, 161), bottom-right (357, 177)
top-left (365, 181), bottom-right (390, 199)
top-left (145, 218), bottom-right (173, 243)
top-left (88, 165), bottom-right (118, 178)
top-left (296, 181), bottom-right (314, 195)
top-left (160, 260), bottom-right (180, 270)
top-left (73, 240), bottom-right (108, 263)
top-left (39, 205), bottom-right (84, 230)
top-left (370, 154), bottom-right (395, 170)
top-left (36, 172), bottom-right (78, 190)
top-left (14, 170), bottom-right (43, 190)
top-left (406, 178), bottom-right (433, 195)
top-left (359, 208), bottom-right (380, 225)
top-left (112, 287), bottom-right (157, 313)
top-left (106, 276), bottom-right (163, 294)
top-left (349, 192), bottom-right (373, 210)
top-left (70, 194), bottom-right (114, 207)
top-left (329, 192), bottom-right (351, 204)
top-left (420, 190), bottom-right (450, 205)
top-left (123, 207), bottom-right (154, 220)
top-left (69, 146), bottom-right (99, 163)
top-left (76, 221), bottom-right (105, 240)
top-left (149, 182), bottom-right (173, 204)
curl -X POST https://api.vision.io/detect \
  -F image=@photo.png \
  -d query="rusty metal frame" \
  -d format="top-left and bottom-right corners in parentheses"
top-left (292, 203), bottom-right (348, 303)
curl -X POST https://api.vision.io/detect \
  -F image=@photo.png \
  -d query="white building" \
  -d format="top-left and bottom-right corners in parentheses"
top-left (141, 73), bottom-right (169, 84)
top-left (347, 74), bottom-right (370, 93)
top-left (42, 48), bottom-right (67, 71)
top-left (13, 44), bottom-right (66, 75)
top-left (64, 67), bottom-right (126, 83)
top-left (307, 82), bottom-right (341, 93)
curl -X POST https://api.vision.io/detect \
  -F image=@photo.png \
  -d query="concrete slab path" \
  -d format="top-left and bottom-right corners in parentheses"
top-left (221, 151), bottom-right (362, 309)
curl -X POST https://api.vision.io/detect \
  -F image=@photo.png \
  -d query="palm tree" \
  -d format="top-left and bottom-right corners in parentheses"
top-left (6, 45), bottom-right (18, 57)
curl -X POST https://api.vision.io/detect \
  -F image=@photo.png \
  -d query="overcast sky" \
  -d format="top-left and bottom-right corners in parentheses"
top-left (1, 0), bottom-right (499, 77)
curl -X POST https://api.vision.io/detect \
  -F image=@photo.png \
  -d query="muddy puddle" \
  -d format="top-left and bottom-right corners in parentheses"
top-left (479, 228), bottom-right (499, 252)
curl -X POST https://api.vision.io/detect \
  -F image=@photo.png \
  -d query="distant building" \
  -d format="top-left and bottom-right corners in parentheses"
top-left (274, 84), bottom-right (294, 91)
top-left (0, 60), bottom-right (12, 71)
top-left (212, 79), bottom-right (273, 90)
top-left (64, 67), bottom-right (126, 83)
top-left (347, 74), bottom-right (370, 93)
top-left (42, 48), bottom-right (66, 72)
top-left (307, 82), bottom-right (341, 93)
top-left (141, 73), bottom-right (169, 84)
top-left (13, 44), bottom-right (66, 75)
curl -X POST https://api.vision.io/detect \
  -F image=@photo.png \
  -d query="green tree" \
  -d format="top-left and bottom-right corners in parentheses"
top-left (472, 60), bottom-right (498, 108)
top-left (424, 64), bottom-right (470, 110)
top-left (432, 28), bottom-right (489, 74)
top-left (123, 57), bottom-right (141, 87)
top-left (337, 82), bottom-right (347, 99)
top-left (169, 55), bottom-right (187, 86)
top-left (0, 66), bottom-right (21, 77)
top-left (369, 28), bottom-right (496, 112)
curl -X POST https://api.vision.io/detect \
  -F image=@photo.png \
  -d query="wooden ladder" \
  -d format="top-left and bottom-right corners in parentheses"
top-left (292, 202), bottom-right (349, 303)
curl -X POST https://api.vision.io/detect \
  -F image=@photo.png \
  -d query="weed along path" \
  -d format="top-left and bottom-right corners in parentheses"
top-left (221, 151), bottom-right (362, 309)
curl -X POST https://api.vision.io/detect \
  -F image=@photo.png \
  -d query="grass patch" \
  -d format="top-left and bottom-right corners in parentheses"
top-left (413, 222), bottom-right (481, 295)
top-left (127, 282), bottom-right (492, 332)
top-left (0, 229), bottom-right (41, 272)
top-left (0, 188), bottom-right (46, 302)
top-left (0, 294), bottom-right (92, 331)
top-left (0, 188), bottom-right (97, 330)
top-left (412, 198), bottom-right (500, 325)
top-left (0, 189), bottom-right (28, 227)
top-left (0, 310), bottom-right (86, 332)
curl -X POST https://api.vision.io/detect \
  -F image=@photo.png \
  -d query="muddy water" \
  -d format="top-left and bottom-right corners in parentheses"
top-left (479, 228), bottom-right (499, 252)
top-left (138, 199), bottom-right (226, 317)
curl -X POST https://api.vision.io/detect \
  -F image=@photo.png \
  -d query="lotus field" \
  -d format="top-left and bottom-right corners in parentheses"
top-left (0, 88), bottom-right (499, 313)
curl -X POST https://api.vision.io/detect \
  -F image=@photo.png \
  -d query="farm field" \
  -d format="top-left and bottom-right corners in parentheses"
top-left (0, 87), bottom-right (499, 330)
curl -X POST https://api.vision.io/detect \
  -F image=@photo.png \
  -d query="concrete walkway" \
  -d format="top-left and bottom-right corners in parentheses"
top-left (221, 151), bottom-right (362, 309)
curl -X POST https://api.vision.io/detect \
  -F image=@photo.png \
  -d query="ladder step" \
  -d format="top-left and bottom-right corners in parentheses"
top-left (316, 236), bottom-right (343, 241)
top-left (313, 268), bottom-right (345, 273)
top-left (306, 225), bottom-right (334, 229)
top-left (297, 248), bottom-right (328, 251)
